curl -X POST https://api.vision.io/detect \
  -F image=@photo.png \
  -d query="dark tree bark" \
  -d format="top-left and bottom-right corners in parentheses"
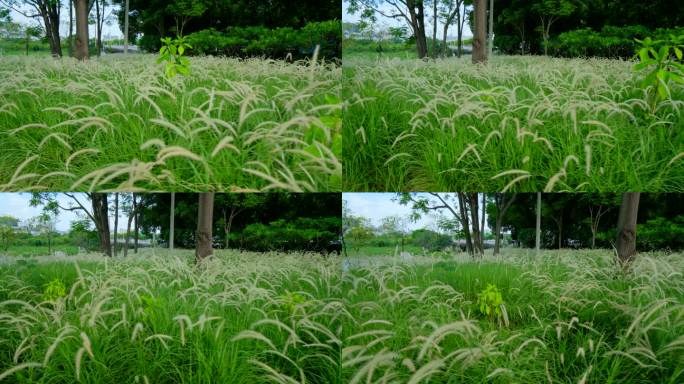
top-left (431, 0), bottom-right (437, 58)
top-left (124, 0), bottom-right (129, 54)
top-left (133, 194), bottom-right (139, 253)
top-left (468, 193), bottom-right (484, 256)
top-left (480, 193), bottom-right (486, 249)
top-left (74, 0), bottom-right (89, 60)
top-left (472, 0), bottom-right (487, 63)
top-left (457, 193), bottom-right (473, 255)
top-left (616, 193), bottom-right (640, 265)
top-left (113, 193), bottom-right (118, 256)
top-left (169, 193), bottom-right (175, 250)
top-left (409, 0), bottom-right (428, 58)
top-left (493, 193), bottom-right (517, 256)
top-left (196, 193), bottom-right (215, 263)
top-left (91, 193), bottom-right (111, 257)
top-left (535, 192), bottom-right (541, 252)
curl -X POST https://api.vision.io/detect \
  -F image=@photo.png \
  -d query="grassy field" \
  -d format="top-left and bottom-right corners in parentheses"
top-left (343, 56), bottom-right (684, 191)
top-left (1, 249), bottom-right (682, 383)
top-left (0, 250), bottom-right (343, 383)
top-left (0, 55), bottom-right (341, 192)
top-left (0, 245), bottom-right (79, 258)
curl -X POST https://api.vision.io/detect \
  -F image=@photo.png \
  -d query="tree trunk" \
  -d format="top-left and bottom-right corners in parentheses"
top-left (493, 193), bottom-right (516, 256)
top-left (408, 0), bottom-right (428, 58)
top-left (616, 193), bottom-right (640, 265)
top-left (91, 193), bottom-right (111, 257)
top-left (38, 1), bottom-right (62, 57)
top-left (196, 193), bottom-right (215, 263)
top-left (487, 0), bottom-right (494, 57)
top-left (25, 29), bottom-right (29, 56)
top-left (431, 0), bottom-right (437, 58)
top-left (557, 217), bottom-right (562, 249)
top-left (480, 193), bottom-right (486, 249)
top-left (124, 204), bottom-right (133, 258)
top-left (468, 193), bottom-right (483, 256)
top-left (457, 193), bottom-right (473, 255)
top-left (535, 192), bottom-right (541, 252)
top-left (95, 0), bottom-right (102, 56)
top-left (74, 0), bottom-right (89, 60)
top-left (113, 193), bottom-right (119, 257)
top-left (169, 193), bottom-right (175, 250)
top-left (69, 0), bottom-right (74, 56)
top-left (124, 0), bottom-right (129, 54)
top-left (457, 6), bottom-right (465, 57)
top-left (133, 194), bottom-right (139, 253)
top-left (472, 0), bottom-right (487, 63)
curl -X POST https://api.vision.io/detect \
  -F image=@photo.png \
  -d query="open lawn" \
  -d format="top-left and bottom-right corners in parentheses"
top-left (0, 249), bottom-right (682, 383)
top-left (343, 56), bottom-right (684, 191)
top-left (0, 55), bottom-right (341, 192)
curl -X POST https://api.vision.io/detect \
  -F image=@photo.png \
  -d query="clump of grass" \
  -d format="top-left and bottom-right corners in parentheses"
top-left (0, 55), bottom-right (341, 191)
top-left (343, 56), bottom-right (684, 191)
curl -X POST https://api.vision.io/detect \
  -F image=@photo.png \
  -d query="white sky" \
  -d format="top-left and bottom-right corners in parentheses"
top-left (7, 2), bottom-right (123, 39)
top-left (342, 1), bottom-right (473, 39)
top-left (343, 192), bottom-right (490, 233)
top-left (0, 193), bottom-right (129, 233)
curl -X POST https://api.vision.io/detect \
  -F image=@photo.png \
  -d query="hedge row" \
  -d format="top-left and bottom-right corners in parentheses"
top-left (551, 26), bottom-right (684, 59)
top-left (231, 217), bottom-right (341, 252)
top-left (183, 20), bottom-right (340, 60)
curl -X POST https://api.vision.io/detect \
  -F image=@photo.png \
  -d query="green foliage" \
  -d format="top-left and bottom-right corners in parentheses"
top-left (157, 35), bottom-right (192, 78)
top-left (0, 225), bottom-right (15, 251)
top-left (42, 278), bottom-right (66, 302)
top-left (279, 290), bottom-right (307, 315)
top-left (477, 283), bottom-right (504, 321)
top-left (411, 229), bottom-right (452, 251)
top-left (184, 21), bottom-right (341, 60)
top-left (235, 217), bottom-right (341, 252)
top-left (633, 34), bottom-right (684, 107)
top-left (638, 216), bottom-right (684, 251)
top-left (553, 25), bottom-right (652, 58)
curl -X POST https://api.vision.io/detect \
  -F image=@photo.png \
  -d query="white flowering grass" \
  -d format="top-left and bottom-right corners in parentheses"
top-left (0, 55), bottom-right (341, 192)
top-left (0, 249), bottom-right (682, 383)
top-left (343, 56), bottom-right (684, 191)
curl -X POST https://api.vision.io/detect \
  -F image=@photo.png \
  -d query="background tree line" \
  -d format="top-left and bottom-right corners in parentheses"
top-left (0, 0), bottom-right (341, 60)
top-left (0, 193), bottom-right (341, 259)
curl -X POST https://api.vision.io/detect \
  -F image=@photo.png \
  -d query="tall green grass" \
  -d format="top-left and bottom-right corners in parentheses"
top-left (0, 55), bottom-right (341, 192)
top-left (343, 56), bottom-right (684, 191)
top-left (1, 249), bottom-right (682, 383)
top-left (0, 250), bottom-right (343, 383)
top-left (340, 249), bottom-right (684, 383)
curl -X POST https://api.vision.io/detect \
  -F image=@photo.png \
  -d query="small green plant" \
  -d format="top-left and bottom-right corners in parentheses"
top-left (157, 36), bottom-right (192, 78)
top-left (633, 35), bottom-right (684, 107)
top-left (477, 283), bottom-right (504, 322)
top-left (280, 290), bottom-right (307, 314)
top-left (43, 278), bottom-right (66, 301)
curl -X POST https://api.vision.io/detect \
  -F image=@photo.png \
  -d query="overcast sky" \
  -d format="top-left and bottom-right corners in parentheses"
top-left (7, 2), bottom-right (122, 39)
top-left (342, 1), bottom-right (473, 39)
top-left (0, 193), bottom-right (128, 232)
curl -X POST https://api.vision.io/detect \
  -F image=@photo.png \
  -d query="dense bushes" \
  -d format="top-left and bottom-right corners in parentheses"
top-left (184, 20), bottom-right (340, 60)
top-left (551, 26), bottom-right (684, 59)
top-left (232, 217), bottom-right (341, 252)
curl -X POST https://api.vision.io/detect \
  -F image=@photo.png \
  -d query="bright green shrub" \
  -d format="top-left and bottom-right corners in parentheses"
top-left (43, 278), bottom-right (66, 302)
top-left (184, 20), bottom-right (341, 60)
top-left (477, 283), bottom-right (504, 322)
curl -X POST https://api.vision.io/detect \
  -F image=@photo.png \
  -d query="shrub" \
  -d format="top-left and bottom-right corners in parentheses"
top-left (185, 20), bottom-right (341, 60)
top-left (235, 217), bottom-right (340, 252)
